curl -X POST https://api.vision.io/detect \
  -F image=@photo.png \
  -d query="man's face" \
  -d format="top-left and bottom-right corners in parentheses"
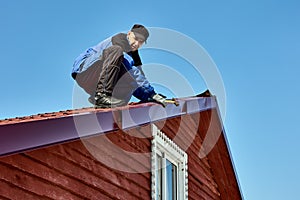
top-left (127, 31), bottom-right (145, 51)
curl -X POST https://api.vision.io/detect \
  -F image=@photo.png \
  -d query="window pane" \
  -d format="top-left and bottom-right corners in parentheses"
top-left (156, 154), bottom-right (162, 200)
top-left (166, 159), bottom-right (177, 200)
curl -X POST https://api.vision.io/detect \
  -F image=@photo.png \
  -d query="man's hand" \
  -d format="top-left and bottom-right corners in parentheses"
top-left (152, 93), bottom-right (167, 107)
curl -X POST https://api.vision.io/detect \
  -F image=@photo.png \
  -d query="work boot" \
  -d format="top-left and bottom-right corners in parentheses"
top-left (94, 92), bottom-right (125, 108)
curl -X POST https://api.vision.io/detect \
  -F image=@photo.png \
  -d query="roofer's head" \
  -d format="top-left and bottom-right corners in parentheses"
top-left (127, 24), bottom-right (149, 51)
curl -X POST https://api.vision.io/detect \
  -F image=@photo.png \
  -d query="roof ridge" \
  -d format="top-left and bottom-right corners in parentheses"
top-left (0, 95), bottom-right (213, 126)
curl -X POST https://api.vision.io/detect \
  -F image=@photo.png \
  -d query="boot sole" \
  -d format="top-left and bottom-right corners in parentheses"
top-left (94, 102), bottom-right (126, 109)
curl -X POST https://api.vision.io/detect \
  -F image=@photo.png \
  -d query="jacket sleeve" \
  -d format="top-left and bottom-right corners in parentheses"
top-left (129, 65), bottom-right (155, 101)
top-left (123, 54), bottom-right (156, 101)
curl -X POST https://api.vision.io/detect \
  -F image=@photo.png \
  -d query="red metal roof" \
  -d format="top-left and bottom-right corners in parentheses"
top-left (0, 97), bottom-right (216, 156)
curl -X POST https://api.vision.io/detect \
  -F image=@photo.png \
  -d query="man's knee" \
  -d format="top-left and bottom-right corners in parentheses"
top-left (107, 45), bottom-right (123, 57)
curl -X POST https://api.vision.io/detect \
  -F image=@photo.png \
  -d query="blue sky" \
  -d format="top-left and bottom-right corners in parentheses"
top-left (1, 0), bottom-right (300, 199)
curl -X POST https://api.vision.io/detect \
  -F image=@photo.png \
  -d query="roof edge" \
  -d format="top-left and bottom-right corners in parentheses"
top-left (211, 99), bottom-right (244, 199)
top-left (0, 97), bottom-right (216, 157)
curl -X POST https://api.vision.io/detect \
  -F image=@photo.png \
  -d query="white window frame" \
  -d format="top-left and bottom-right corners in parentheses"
top-left (151, 124), bottom-right (188, 200)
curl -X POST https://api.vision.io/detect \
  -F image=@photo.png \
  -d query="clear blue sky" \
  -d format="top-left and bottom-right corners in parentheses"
top-left (1, 0), bottom-right (300, 199)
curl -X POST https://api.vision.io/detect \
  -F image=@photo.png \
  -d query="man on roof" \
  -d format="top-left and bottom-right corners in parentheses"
top-left (71, 24), bottom-right (167, 108)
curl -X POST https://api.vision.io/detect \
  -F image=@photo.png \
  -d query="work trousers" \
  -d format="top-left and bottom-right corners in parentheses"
top-left (74, 45), bottom-right (127, 96)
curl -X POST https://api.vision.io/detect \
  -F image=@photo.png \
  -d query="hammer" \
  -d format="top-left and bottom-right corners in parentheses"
top-left (165, 98), bottom-right (180, 106)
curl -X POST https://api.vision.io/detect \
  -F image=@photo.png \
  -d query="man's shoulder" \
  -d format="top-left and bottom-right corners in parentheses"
top-left (112, 32), bottom-right (126, 38)
top-left (92, 36), bottom-right (113, 51)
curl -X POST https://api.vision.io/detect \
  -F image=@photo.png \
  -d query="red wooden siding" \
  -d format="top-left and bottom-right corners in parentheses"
top-left (0, 136), bottom-right (151, 200)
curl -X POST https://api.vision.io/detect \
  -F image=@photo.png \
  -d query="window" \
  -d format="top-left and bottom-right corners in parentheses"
top-left (151, 125), bottom-right (188, 200)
